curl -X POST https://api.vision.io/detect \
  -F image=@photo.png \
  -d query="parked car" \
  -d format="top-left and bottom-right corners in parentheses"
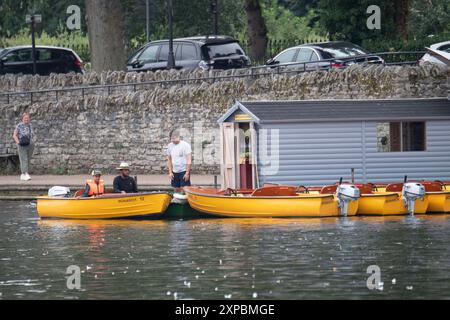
top-left (266, 41), bottom-right (384, 71)
top-left (127, 36), bottom-right (251, 72)
top-left (419, 40), bottom-right (450, 66)
top-left (0, 45), bottom-right (85, 75)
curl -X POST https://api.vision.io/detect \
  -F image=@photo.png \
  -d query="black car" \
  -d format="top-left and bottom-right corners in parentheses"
top-left (266, 41), bottom-right (384, 70)
top-left (0, 45), bottom-right (85, 75)
top-left (127, 36), bottom-right (251, 72)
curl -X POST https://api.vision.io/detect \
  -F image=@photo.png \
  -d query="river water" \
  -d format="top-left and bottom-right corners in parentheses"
top-left (0, 201), bottom-right (449, 299)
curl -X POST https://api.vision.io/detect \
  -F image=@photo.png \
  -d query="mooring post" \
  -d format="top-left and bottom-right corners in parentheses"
top-left (351, 168), bottom-right (355, 183)
top-left (214, 175), bottom-right (218, 189)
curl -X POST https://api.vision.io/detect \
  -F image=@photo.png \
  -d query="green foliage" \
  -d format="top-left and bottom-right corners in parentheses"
top-left (362, 34), bottom-right (450, 53)
top-left (0, 0), bottom-right (86, 38)
top-left (316, 0), bottom-right (450, 49)
top-left (317, 0), bottom-right (398, 43)
top-left (409, 0), bottom-right (450, 38)
top-left (261, 0), bottom-right (324, 43)
top-left (1, 28), bottom-right (90, 61)
top-left (278, 0), bottom-right (320, 17)
top-left (1, 0), bottom-right (448, 65)
top-left (156, 0), bottom-right (246, 40)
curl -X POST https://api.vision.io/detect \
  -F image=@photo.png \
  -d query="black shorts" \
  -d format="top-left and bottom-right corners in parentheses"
top-left (171, 171), bottom-right (191, 188)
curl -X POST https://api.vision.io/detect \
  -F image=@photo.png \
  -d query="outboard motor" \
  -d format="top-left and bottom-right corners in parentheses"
top-left (402, 183), bottom-right (425, 215)
top-left (336, 184), bottom-right (360, 216)
top-left (48, 186), bottom-right (71, 197)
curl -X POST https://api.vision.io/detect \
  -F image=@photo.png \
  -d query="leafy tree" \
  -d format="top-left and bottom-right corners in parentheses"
top-left (121, 0), bottom-right (247, 43)
top-left (278, 0), bottom-right (319, 17)
top-left (409, 0), bottom-right (450, 38)
top-left (316, 0), bottom-right (449, 50)
top-left (0, 0), bottom-right (86, 39)
top-left (244, 0), bottom-right (268, 61)
top-left (85, 0), bottom-right (127, 71)
top-left (262, 0), bottom-right (322, 42)
top-left (317, 0), bottom-right (418, 43)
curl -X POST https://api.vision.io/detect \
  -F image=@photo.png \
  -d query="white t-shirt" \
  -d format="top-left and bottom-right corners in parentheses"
top-left (166, 140), bottom-right (192, 173)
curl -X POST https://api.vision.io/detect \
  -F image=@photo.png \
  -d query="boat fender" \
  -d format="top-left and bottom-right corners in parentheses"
top-left (173, 193), bottom-right (188, 200)
top-left (402, 183), bottom-right (425, 215)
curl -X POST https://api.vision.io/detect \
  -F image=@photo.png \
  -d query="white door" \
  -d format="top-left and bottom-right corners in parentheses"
top-left (220, 123), bottom-right (237, 189)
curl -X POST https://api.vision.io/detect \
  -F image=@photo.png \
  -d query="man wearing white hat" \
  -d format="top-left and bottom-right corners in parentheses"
top-left (113, 162), bottom-right (138, 194)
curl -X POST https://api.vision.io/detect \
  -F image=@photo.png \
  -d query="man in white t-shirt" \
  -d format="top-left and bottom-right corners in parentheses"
top-left (166, 130), bottom-right (192, 192)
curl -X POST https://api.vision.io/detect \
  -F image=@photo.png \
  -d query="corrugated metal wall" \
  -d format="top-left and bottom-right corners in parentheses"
top-left (258, 120), bottom-right (450, 186)
top-left (258, 122), bottom-right (365, 186)
top-left (364, 120), bottom-right (450, 183)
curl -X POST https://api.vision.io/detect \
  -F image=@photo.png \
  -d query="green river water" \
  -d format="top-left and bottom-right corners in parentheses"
top-left (0, 201), bottom-right (449, 299)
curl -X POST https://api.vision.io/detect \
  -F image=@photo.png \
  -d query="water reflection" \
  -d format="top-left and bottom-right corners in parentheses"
top-left (0, 201), bottom-right (450, 299)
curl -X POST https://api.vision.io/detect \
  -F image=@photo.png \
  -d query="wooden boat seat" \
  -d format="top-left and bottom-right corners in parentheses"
top-left (219, 188), bottom-right (253, 196)
top-left (420, 181), bottom-right (443, 192)
top-left (385, 183), bottom-right (403, 192)
top-left (320, 185), bottom-right (337, 194)
top-left (321, 183), bottom-right (374, 194)
top-left (250, 186), bottom-right (298, 197)
top-left (354, 183), bottom-right (374, 194)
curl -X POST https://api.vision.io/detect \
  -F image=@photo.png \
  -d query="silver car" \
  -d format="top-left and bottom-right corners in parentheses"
top-left (266, 41), bottom-right (384, 71)
top-left (419, 40), bottom-right (450, 65)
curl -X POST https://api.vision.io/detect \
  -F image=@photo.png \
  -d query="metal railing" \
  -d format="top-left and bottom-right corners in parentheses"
top-left (0, 51), bottom-right (426, 105)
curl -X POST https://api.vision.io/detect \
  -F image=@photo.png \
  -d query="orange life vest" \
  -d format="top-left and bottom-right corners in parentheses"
top-left (86, 179), bottom-right (105, 196)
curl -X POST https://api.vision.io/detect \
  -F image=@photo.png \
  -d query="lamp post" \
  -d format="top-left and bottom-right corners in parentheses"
top-left (167, 0), bottom-right (175, 69)
top-left (26, 14), bottom-right (41, 75)
top-left (146, 0), bottom-right (150, 42)
top-left (211, 0), bottom-right (218, 35)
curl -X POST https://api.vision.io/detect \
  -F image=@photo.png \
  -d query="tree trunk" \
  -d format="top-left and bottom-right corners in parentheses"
top-left (393, 0), bottom-right (410, 40)
top-left (85, 0), bottom-right (127, 72)
top-left (244, 0), bottom-right (268, 62)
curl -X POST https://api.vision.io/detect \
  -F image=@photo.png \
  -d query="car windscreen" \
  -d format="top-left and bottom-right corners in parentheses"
top-left (127, 47), bottom-right (145, 64)
top-left (438, 44), bottom-right (450, 53)
top-left (202, 42), bottom-right (244, 60)
top-left (318, 43), bottom-right (369, 58)
top-left (0, 49), bottom-right (7, 57)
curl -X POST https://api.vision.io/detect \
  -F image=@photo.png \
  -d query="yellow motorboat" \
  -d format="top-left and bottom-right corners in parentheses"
top-left (427, 192), bottom-right (450, 213)
top-left (357, 192), bottom-right (429, 215)
top-left (321, 183), bottom-right (428, 216)
top-left (183, 186), bottom-right (359, 218)
top-left (379, 181), bottom-right (450, 214)
top-left (416, 181), bottom-right (450, 213)
top-left (36, 192), bottom-right (172, 219)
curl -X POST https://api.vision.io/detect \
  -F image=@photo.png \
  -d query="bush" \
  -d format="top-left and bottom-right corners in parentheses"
top-left (1, 28), bottom-right (91, 61)
top-left (362, 34), bottom-right (450, 53)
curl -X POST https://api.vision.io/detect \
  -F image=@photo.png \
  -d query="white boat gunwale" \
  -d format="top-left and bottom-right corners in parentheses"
top-left (184, 189), bottom-right (336, 200)
top-left (361, 193), bottom-right (400, 197)
top-left (37, 192), bottom-right (171, 201)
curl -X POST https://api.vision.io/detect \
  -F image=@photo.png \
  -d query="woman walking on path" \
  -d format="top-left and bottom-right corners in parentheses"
top-left (12, 113), bottom-right (34, 181)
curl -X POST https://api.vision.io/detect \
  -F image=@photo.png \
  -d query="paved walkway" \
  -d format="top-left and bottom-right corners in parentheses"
top-left (0, 174), bottom-right (217, 188)
top-left (0, 174), bottom-right (218, 200)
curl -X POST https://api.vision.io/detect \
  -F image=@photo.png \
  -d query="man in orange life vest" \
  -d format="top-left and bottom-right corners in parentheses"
top-left (81, 170), bottom-right (105, 197)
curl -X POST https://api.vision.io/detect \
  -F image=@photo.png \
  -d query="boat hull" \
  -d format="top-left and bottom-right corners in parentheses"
top-left (426, 192), bottom-right (450, 213)
top-left (357, 192), bottom-right (429, 215)
top-left (184, 187), bottom-right (358, 218)
top-left (36, 192), bottom-right (172, 219)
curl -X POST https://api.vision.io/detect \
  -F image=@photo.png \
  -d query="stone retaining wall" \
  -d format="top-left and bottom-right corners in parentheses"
top-left (0, 65), bottom-right (449, 175)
